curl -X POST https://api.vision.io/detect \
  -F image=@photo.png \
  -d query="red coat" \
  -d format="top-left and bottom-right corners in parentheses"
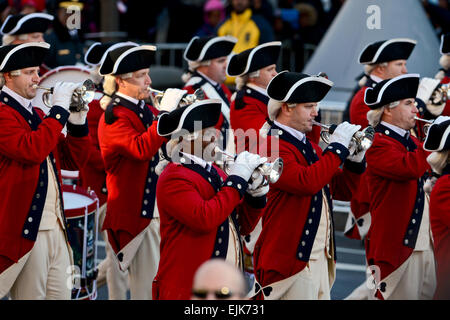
top-left (78, 96), bottom-right (107, 205)
top-left (0, 92), bottom-right (90, 273)
top-left (253, 123), bottom-right (364, 289)
top-left (183, 72), bottom-right (232, 139)
top-left (429, 168), bottom-right (450, 300)
top-left (230, 85), bottom-right (268, 153)
top-left (365, 124), bottom-right (430, 280)
top-left (98, 94), bottom-right (166, 253)
top-left (153, 161), bottom-right (264, 300)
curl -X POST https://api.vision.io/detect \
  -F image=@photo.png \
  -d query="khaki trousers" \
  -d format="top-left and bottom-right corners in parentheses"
top-left (9, 224), bottom-right (71, 300)
top-left (280, 252), bottom-right (333, 300)
top-left (369, 250), bottom-right (436, 300)
top-left (127, 218), bottom-right (160, 300)
top-left (96, 203), bottom-right (129, 300)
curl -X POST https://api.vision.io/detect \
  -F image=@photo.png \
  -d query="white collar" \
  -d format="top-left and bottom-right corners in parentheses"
top-left (116, 91), bottom-right (142, 108)
top-left (2, 85), bottom-right (33, 114)
top-left (197, 70), bottom-right (219, 87)
top-left (381, 121), bottom-right (409, 138)
top-left (247, 83), bottom-right (268, 96)
top-left (370, 74), bottom-right (384, 83)
top-left (181, 152), bottom-right (213, 170)
top-left (274, 120), bottom-right (306, 144)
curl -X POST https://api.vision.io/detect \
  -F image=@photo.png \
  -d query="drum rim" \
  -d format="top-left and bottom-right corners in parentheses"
top-left (63, 184), bottom-right (99, 217)
top-left (39, 65), bottom-right (92, 82)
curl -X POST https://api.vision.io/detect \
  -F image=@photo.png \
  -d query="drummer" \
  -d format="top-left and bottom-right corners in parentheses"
top-left (0, 42), bottom-right (90, 299)
top-left (0, 12), bottom-right (54, 75)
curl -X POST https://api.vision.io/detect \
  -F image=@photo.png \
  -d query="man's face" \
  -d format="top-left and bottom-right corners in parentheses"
top-left (250, 64), bottom-right (277, 89)
top-left (232, 0), bottom-right (250, 14)
top-left (384, 98), bottom-right (418, 130)
top-left (203, 57), bottom-right (228, 84)
top-left (381, 59), bottom-right (408, 79)
top-left (6, 67), bottom-right (40, 99)
top-left (12, 32), bottom-right (44, 45)
top-left (285, 102), bottom-right (319, 133)
top-left (119, 68), bottom-right (152, 100)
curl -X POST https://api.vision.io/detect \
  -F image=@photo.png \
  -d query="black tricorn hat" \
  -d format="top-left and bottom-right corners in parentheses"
top-left (364, 73), bottom-right (419, 110)
top-left (424, 118), bottom-right (450, 152)
top-left (157, 99), bottom-right (222, 137)
top-left (184, 35), bottom-right (237, 62)
top-left (0, 13), bottom-right (53, 35)
top-left (0, 42), bottom-right (50, 72)
top-left (227, 41), bottom-right (281, 77)
top-left (267, 71), bottom-right (333, 103)
top-left (358, 38), bottom-right (417, 65)
top-left (440, 33), bottom-right (450, 55)
top-left (85, 41), bottom-right (138, 66)
top-left (99, 44), bottom-right (156, 76)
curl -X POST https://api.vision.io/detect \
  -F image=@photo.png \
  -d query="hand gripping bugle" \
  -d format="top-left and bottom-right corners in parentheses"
top-left (214, 146), bottom-right (283, 186)
top-left (312, 120), bottom-right (375, 154)
top-left (32, 79), bottom-right (95, 112)
top-left (147, 87), bottom-right (205, 110)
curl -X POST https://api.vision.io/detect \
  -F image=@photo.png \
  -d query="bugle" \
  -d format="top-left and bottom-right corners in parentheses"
top-left (214, 146), bottom-right (283, 186)
top-left (147, 87), bottom-right (205, 110)
top-left (414, 116), bottom-right (434, 136)
top-left (32, 79), bottom-right (95, 112)
top-left (312, 120), bottom-right (375, 154)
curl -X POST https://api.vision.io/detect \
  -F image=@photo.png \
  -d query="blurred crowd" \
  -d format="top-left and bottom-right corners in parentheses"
top-left (1, 0), bottom-right (449, 71)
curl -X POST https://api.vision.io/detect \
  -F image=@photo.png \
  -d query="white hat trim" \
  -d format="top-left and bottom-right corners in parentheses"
top-left (363, 73), bottom-right (420, 106)
top-left (359, 38), bottom-right (417, 65)
top-left (97, 41), bottom-right (139, 70)
top-left (99, 44), bottom-right (155, 76)
top-left (227, 41), bottom-right (281, 77)
top-left (157, 99), bottom-right (222, 136)
top-left (0, 41), bottom-right (50, 71)
top-left (184, 36), bottom-right (237, 62)
top-left (1, 13), bottom-right (54, 35)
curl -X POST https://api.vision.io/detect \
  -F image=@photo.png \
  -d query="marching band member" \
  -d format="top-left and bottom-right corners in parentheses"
top-left (364, 74), bottom-right (436, 300)
top-left (226, 41), bottom-right (280, 276)
top-left (182, 35), bottom-right (237, 156)
top-left (0, 42), bottom-right (90, 299)
top-left (253, 71), bottom-right (366, 300)
top-left (153, 99), bottom-right (268, 299)
top-left (0, 12), bottom-right (54, 75)
top-left (227, 41), bottom-right (280, 153)
top-left (97, 43), bottom-right (185, 299)
top-left (423, 116), bottom-right (450, 300)
top-left (80, 42), bottom-right (134, 299)
top-left (345, 38), bottom-right (416, 240)
top-left (415, 33), bottom-right (450, 120)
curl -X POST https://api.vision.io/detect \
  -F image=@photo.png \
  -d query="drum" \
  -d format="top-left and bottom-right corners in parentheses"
top-left (63, 184), bottom-right (99, 300)
top-left (33, 65), bottom-right (97, 115)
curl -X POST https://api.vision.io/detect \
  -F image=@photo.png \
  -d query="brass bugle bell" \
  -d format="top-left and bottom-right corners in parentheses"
top-left (429, 83), bottom-right (450, 106)
top-left (147, 87), bottom-right (205, 110)
top-left (312, 120), bottom-right (375, 154)
top-left (214, 146), bottom-right (283, 186)
top-left (33, 79), bottom-right (95, 112)
top-left (414, 116), bottom-right (434, 136)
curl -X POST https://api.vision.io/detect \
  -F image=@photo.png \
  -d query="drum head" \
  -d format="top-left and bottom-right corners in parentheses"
top-left (63, 185), bottom-right (98, 218)
top-left (33, 66), bottom-right (96, 114)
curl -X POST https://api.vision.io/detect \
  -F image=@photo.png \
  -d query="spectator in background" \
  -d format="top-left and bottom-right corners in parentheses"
top-left (422, 0), bottom-right (450, 36)
top-left (195, 0), bottom-right (225, 37)
top-left (217, 0), bottom-right (274, 54)
top-left (0, 1), bottom-right (13, 24)
top-left (20, 0), bottom-right (46, 14)
top-left (44, 0), bottom-right (84, 68)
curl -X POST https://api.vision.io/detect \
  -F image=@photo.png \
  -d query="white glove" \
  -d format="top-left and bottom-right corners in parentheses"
top-left (328, 122), bottom-right (361, 149)
top-left (158, 88), bottom-right (188, 112)
top-left (68, 105), bottom-right (89, 125)
top-left (347, 142), bottom-right (366, 162)
top-left (416, 77), bottom-right (440, 103)
top-left (51, 82), bottom-right (80, 111)
top-left (247, 172), bottom-right (270, 197)
top-left (227, 151), bottom-right (267, 182)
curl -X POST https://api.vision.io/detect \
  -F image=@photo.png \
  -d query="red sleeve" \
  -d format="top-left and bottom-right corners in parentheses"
top-left (0, 107), bottom-right (65, 165)
top-left (271, 141), bottom-right (344, 196)
top-left (157, 169), bottom-right (244, 233)
top-left (101, 111), bottom-right (166, 161)
top-left (366, 135), bottom-right (430, 181)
